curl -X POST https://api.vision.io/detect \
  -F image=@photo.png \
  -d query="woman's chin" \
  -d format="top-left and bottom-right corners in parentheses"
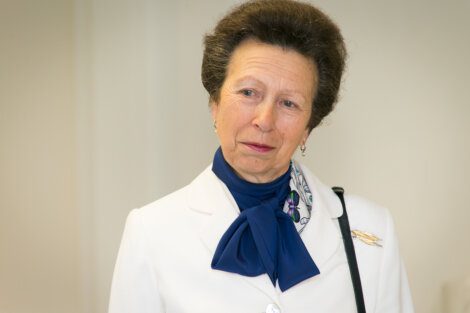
top-left (231, 160), bottom-right (288, 183)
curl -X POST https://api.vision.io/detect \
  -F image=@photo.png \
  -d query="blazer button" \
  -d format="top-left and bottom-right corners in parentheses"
top-left (266, 303), bottom-right (281, 313)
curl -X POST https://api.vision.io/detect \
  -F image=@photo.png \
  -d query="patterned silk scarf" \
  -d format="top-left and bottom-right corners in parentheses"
top-left (284, 160), bottom-right (313, 233)
top-left (211, 148), bottom-right (320, 291)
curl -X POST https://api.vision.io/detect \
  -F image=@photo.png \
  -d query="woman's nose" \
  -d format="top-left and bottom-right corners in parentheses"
top-left (252, 101), bottom-right (276, 132)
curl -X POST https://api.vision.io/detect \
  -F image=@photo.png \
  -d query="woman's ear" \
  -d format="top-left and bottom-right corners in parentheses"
top-left (301, 128), bottom-right (310, 145)
top-left (210, 101), bottom-right (218, 121)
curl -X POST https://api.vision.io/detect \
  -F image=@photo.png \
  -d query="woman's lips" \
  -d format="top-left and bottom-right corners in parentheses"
top-left (243, 142), bottom-right (275, 153)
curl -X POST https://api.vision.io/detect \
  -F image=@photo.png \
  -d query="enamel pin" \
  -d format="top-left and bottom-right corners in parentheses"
top-left (351, 230), bottom-right (382, 247)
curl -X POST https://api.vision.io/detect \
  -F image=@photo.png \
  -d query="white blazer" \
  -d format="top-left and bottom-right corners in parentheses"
top-left (109, 164), bottom-right (414, 313)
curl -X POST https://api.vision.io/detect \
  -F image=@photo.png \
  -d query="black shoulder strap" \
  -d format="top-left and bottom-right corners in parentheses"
top-left (332, 187), bottom-right (366, 313)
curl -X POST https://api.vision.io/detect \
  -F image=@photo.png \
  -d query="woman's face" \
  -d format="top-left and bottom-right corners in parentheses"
top-left (211, 39), bottom-right (317, 183)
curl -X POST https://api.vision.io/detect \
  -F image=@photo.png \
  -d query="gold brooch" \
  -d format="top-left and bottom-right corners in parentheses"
top-left (351, 230), bottom-right (382, 247)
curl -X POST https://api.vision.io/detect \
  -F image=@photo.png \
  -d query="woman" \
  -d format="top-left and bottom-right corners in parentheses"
top-left (109, 1), bottom-right (414, 312)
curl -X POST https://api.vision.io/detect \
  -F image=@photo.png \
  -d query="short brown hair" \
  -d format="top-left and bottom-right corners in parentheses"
top-left (201, 0), bottom-right (347, 131)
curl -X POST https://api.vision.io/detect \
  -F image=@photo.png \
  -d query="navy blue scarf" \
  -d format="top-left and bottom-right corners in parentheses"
top-left (211, 148), bottom-right (320, 291)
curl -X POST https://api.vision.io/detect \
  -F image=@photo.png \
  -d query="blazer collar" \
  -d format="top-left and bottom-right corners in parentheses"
top-left (297, 163), bottom-right (343, 272)
top-left (187, 165), bottom-right (240, 257)
top-left (187, 164), bottom-right (343, 300)
top-left (187, 164), bottom-right (343, 217)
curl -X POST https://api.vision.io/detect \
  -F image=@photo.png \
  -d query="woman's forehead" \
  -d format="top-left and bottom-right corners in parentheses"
top-left (225, 39), bottom-right (317, 93)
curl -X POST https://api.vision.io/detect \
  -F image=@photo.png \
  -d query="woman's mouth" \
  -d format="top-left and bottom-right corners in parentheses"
top-left (243, 142), bottom-right (275, 153)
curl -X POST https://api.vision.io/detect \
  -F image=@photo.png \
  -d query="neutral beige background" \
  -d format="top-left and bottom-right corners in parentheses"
top-left (1, 0), bottom-right (469, 313)
top-left (0, 0), bottom-right (80, 312)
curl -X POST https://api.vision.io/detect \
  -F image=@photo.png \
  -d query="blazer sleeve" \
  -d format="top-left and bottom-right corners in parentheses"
top-left (375, 209), bottom-right (414, 313)
top-left (108, 209), bottom-right (164, 313)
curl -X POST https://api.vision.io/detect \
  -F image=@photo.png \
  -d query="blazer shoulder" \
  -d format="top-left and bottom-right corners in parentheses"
top-left (130, 184), bottom-right (190, 227)
top-left (345, 194), bottom-right (389, 221)
top-left (130, 165), bottom-right (216, 227)
top-left (149, 183), bottom-right (188, 206)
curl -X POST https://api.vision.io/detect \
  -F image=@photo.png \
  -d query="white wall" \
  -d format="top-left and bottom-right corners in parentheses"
top-left (1, 1), bottom-right (468, 313)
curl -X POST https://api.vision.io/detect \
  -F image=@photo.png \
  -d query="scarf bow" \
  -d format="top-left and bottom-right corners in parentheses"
top-left (211, 148), bottom-right (320, 291)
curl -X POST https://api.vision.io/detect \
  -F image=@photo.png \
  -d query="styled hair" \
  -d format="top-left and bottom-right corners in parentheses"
top-left (201, 0), bottom-right (347, 131)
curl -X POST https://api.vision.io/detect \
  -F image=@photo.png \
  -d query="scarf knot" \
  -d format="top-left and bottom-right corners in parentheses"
top-left (211, 148), bottom-right (320, 291)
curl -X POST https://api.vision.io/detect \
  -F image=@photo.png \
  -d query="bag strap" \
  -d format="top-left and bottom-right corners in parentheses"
top-left (332, 187), bottom-right (366, 313)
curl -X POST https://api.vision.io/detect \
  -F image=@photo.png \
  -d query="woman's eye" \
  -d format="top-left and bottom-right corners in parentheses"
top-left (241, 89), bottom-right (254, 97)
top-left (282, 100), bottom-right (296, 108)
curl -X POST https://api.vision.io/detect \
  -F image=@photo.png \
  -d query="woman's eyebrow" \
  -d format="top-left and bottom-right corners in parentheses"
top-left (232, 75), bottom-right (263, 85)
top-left (232, 76), bottom-right (308, 101)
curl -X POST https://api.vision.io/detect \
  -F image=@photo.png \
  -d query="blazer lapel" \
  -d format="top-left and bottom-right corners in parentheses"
top-left (187, 166), bottom-right (239, 253)
top-left (187, 166), bottom-right (280, 303)
top-left (298, 164), bottom-right (344, 273)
